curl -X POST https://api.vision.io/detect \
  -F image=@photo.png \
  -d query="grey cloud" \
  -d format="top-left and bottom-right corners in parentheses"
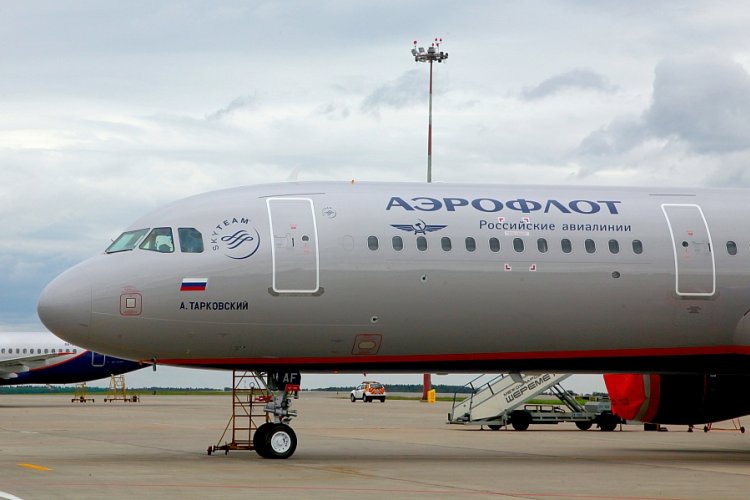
top-left (578, 116), bottom-right (647, 156)
top-left (645, 56), bottom-right (750, 153)
top-left (578, 55), bottom-right (750, 159)
top-left (317, 102), bottom-right (351, 120)
top-left (206, 95), bottom-right (256, 121)
top-left (521, 68), bottom-right (617, 100)
top-left (361, 70), bottom-right (424, 115)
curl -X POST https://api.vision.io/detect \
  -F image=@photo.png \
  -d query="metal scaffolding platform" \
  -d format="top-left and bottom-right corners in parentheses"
top-left (71, 382), bottom-right (95, 403)
top-left (207, 371), bottom-right (273, 455)
top-left (103, 374), bottom-right (139, 402)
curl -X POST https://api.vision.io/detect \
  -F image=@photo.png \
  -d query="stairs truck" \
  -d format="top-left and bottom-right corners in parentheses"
top-left (447, 373), bottom-right (621, 431)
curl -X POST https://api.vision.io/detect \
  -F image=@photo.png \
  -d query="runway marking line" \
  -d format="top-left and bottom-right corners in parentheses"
top-left (16, 463), bottom-right (52, 472)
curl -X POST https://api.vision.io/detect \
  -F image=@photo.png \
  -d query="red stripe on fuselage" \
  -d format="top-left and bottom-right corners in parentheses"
top-left (27, 351), bottom-right (85, 372)
top-left (156, 345), bottom-right (750, 367)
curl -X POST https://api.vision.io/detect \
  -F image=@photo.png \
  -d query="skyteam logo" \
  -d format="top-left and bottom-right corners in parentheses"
top-left (391, 219), bottom-right (447, 235)
top-left (211, 217), bottom-right (261, 260)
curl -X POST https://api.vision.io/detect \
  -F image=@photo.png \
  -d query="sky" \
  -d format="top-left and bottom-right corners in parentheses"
top-left (3, 1), bottom-right (750, 391)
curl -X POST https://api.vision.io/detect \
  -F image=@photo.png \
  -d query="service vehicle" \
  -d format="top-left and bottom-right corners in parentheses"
top-left (350, 381), bottom-right (387, 402)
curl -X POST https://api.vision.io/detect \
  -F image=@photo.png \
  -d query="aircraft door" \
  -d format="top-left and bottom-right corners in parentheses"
top-left (91, 351), bottom-right (106, 367)
top-left (266, 198), bottom-right (320, 293)
top-left (661, 204), bottom-right (716, 297)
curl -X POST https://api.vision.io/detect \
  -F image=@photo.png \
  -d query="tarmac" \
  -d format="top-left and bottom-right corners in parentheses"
top-left (1, 391), bottom-right (750, 499)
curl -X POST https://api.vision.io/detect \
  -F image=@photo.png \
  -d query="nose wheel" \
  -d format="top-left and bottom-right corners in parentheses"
top-left (254, 422), bottom-right (298, 459)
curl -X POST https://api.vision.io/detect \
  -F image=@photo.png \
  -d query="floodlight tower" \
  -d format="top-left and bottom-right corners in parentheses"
top-left (412, 38), bottom-right (448, 402)
top-left (412, 38), bottom-right (448, 183)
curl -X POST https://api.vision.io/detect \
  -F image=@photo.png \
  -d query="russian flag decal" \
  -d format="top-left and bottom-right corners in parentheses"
top-left (181, 278), bottom-right (208, 292)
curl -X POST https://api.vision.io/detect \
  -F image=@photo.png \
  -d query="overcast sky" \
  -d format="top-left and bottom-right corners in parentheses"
top-left (3, 1), bottom-right (750, 391)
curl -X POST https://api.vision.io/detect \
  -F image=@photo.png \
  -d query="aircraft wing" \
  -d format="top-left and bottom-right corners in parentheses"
top-left (0, 352), bottom-right (72, 380)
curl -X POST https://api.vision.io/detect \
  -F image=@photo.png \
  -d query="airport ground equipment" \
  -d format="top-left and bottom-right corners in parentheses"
top-left (71, 382), bottom-right (95, 403)
top-left (208, 370), bottom-right (300, 459)
top-left (103, 374), bottom-right (139, 402)
top-left (448, 373), bottom-right (621, 431)
top-left (703, 419), bottom-right (745, 433)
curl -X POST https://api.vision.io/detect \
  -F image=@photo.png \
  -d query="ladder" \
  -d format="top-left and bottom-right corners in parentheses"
top-left (448, 373), bottom-right (572, 424)
top-left (207, 371), bottom-right (272, 454)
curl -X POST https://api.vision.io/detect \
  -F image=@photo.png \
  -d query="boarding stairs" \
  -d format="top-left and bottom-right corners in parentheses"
top-left (448, 373), bottom-right (572, 424)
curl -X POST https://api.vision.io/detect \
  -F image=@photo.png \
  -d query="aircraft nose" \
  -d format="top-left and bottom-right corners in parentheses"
top-left (37, 266), bottom-right (92, 345)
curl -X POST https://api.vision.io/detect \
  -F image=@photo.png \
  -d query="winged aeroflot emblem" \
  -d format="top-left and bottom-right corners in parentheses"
top-left (391, 219), bottom-right (447, 235)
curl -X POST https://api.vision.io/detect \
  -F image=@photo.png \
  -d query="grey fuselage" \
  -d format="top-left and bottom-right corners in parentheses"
top-left (37, 181), bottom-right (750, 374)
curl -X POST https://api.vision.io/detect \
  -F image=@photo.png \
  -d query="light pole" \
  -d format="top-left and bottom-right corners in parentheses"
top-left (412, 38), bottom-right (448, 183)
top-left (412, 38), bottom-right (448, 401)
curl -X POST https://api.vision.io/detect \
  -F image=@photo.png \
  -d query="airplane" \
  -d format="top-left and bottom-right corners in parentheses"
top-left (0, 331), bottom-right (144, 386)
top-left (36, 180), bottom-right (750, 458)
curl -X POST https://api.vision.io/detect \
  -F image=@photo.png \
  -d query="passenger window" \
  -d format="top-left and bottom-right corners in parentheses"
top-left (585, 239), bottom-right (596, 254)
top-left (608, 239), bottom-right (620, 254)
top-left (632, 240), bottom-right (643, 254)
top-left (44, 349), bottom-right (48, 354)
top-left (140, 227), bottom-right (175, 253)
top-left (106, 228), bottom-right (149, 253)
top-left (513, 238), bottom-right (524, 252)
top-left (368, 236), bottom-right (379, 251)
top-left (23, 348), bottom-right (27, 354)
top-left (561, 239), bottom-right (572, 254)
top-left (465, 237), bottom-right (476, 252)
top-left (392, 236), bottom-right (403, 251)
top-left (417, 236), bottom-right (427, 251)
top-left (178, 228), bottom-right (204, 253)
top-left (489, 237), bottom-right (500, 252)
top-left (537, 238), bottom-right (548, 253)
top-left (441, 237), bottom-right (452, 251)
top-left (727, 241), bottom-right (737, 255)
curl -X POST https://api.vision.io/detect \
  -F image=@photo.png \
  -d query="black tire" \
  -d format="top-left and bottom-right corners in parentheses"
top-left (510, 410), bottom-right (532, 431)
top-left (253, 422), bottom-right (273, 458)
top-left (575, 421), bottom-right (593, 431)
top-left (350, 394), bottom-right (356, 402)
top-left (263, 423), bottom-right (297, 459)
top-left (488, 424), bottom-right (502, 431)
top-left (364, 396), bottom-right (371, 403)
top-left (379, 397), bottom-right (386, 403)
top-left (598, 414), bottom-right (618, 432)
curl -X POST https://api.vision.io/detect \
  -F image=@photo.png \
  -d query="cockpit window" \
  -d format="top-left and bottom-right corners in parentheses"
top-left (139, 227), bottom-right (175, 253)
top-left (178, 228), bottom-right (204, 253)
top-left (106, 229), bottom-right (150, 253)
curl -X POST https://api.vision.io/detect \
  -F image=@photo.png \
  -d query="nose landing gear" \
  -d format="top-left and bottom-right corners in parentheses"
top-left (207, 370), bottom-right (301, 459)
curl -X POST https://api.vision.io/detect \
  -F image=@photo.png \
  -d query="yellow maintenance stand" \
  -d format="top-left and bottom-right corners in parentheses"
top-left (71, 382), bottom-right (95, 403)
top-left (103, 374), bottom-right (140, 402)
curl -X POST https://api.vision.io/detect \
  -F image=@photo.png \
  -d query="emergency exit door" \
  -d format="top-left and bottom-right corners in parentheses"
top-left (266, 198), bottom-right (320, 293)
top-left (661, 204), bottom-right (716, 297)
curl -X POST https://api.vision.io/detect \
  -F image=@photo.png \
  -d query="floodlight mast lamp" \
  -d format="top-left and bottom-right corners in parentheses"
top-left (412, 38), bottom-right (448, 183)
